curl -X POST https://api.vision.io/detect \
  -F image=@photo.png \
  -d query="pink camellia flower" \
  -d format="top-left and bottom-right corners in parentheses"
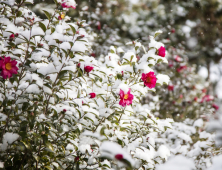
top-left (84, 65), bottom-right (94, 73)
top-left (119, 89), bottom-right (134, 107)
top-left (115, 154), bottom-right (123, 160)
top-left (0, 56), bottom-right (19, 79)
top-left (157, 46), bottom-right (166, 57)
top-left (168, 85), bottom-right (174, 91)
top-left (141, 72), bottom-right (157, 89)
top-left (89, 92), bottom-right (96, 98)
top-left (212, 104), bottom-right (219, 110)
top-left (61, 0), bottom-right (76, 9)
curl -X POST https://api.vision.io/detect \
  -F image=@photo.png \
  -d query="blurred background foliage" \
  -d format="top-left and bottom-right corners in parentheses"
top-left (30, 0), bottom-right (222, 69)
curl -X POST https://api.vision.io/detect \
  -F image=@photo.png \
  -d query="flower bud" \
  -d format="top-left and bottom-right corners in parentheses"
top-left (89, 93), bottom-right (96, 99)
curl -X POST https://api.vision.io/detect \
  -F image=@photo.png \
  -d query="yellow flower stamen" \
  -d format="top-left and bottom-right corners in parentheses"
top-left (124, 94), bottom-right (128, 99)
top-left (5, 63), bottom-right (12, 70)
top-left (147, 77), bottom-right (151, 83)
top-left (61, 14), bottom-right (65, 19)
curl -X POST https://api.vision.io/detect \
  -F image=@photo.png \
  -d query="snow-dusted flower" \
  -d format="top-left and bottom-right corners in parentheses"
top-left (9, 34), bottom-right (15, 41)
top-left (119, 89), bottom-right (134, 107)
top-left (0, 56), bottom-right (18, 79)
top-left (157, 46), bottom-right (166, 57)
top-left (115, 154), bottom-right (123, 160)
top-left (141, 72), bottom-right (157, 89)
top-left (84, 65), bottom-right (94, 73)
top-left (89, 92), bottom-right (96, 98)
top-left (61, 0), bottom-right (76, 9)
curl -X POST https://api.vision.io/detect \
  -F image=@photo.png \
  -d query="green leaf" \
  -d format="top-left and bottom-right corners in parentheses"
top-left (135, 46), bottom-right (139, 51)
top-left (69, 24), bottom-right (76, 34)
top-left (45, 142), bottom-right (54, 152)
top-left (157, 58), bottom-right (163, 63)
top-left (21, 141), bottom-right (30, 150)
top-left (154, 32), bottom-right (162, 38)
top-left (43, 10), bottom-right (52, 20)
top-left (130, 55), bottom-right (134, 62)
top-left (39, 22), bottom-right (46, 32)
top-left (17, 11), bottom-right (22, 17)
top-left (58, 70), bottom-right (68, 79)
top-left (45, 166), bottom-right (53, 170)
top-left (100, 126), bottom-right (105, 136)
top-left (33, 155), bottom-right (40, 162)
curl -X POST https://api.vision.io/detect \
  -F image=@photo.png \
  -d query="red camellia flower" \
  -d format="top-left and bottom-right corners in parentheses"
top-left (212, 104), bottom-right (219, 110)
top-left (157, 46), bottom-right (166, 57)
top-left (9, 34), bottom-right (15, 41)
top-left (61, 0), bottom-right (76, 9)
top-left (168, 85), bottom-right (174, 91)
top-left (115, 154), bottom-right (123, 160)
top-left (91, 53), bottom-right (96, 57)
top-left (141, 72), bottom-right (157, 89)
top-left (0, 56), bottom-right (19, 79)
top-left (84, 65), bottom-right (94, 73)
top-left (89, 92), bottom-right (96, 98)
top-left (119, 89), bottom-right (134, 107)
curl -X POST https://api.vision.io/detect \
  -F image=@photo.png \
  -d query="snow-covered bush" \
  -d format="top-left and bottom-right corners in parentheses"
top-left (143, 46), bottom-right (221, 170)
top-left (145, 46), bottom-right (218, 121)
top-left (0, 0), bottom-right (173, 169)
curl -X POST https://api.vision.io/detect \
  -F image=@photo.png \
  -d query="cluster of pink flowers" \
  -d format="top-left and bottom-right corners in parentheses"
top-left (0, 56), bottom-right (18, 79)
top-left (117, 47), bottom-right (166, 107)
top-left (118, 72), bottom-right (158, 106)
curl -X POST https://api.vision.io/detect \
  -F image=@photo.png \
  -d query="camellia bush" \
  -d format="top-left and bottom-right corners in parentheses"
top-left (142, 46), bottom-right (222, 170)
top-left (0, 0), bottom-right (175, 169)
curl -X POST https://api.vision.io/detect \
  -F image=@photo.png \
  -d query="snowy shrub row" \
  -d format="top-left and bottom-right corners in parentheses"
top-left (0, 0), bottom-right (173, 169)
